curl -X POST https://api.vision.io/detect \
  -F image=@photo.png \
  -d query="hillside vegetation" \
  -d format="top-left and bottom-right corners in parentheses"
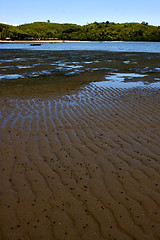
top-left (0, 21), bottom-right (160, 41)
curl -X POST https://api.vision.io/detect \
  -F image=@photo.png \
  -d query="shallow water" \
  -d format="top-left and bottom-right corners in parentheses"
top-left (1, 42), bottom-right (160, 53)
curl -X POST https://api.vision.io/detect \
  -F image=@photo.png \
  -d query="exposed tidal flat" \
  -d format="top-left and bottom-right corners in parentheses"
top-left (0, 49), bottom-right (160, 240)
top-left (0, 49), bottom-right (160, 97)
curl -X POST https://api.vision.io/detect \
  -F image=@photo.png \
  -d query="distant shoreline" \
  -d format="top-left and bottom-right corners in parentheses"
top-left (0, 40), bottom-right (159, 44)
top-left (0, 40), bottom-right (146, 43)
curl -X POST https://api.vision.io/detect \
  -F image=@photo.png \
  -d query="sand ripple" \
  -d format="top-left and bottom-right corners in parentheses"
top-left (0, 85), bottom-right (160, 240)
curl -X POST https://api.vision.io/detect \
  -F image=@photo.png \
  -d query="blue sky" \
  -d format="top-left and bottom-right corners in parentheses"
top-left (1, 0), bottom-right (160, 26)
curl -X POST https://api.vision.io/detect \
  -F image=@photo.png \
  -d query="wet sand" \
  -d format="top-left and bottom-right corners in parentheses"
top-left (0, 83), bottom-right (160, 240)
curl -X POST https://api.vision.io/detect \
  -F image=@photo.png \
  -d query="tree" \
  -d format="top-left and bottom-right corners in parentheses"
top-left (141, 21), bottom-right (148, 25)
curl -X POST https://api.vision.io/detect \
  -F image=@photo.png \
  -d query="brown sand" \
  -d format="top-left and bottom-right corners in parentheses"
top-left (0, 84), bottom-right (160, 240)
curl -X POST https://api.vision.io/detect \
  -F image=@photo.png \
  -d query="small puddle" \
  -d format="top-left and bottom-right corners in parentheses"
top-left (91, 72), bottom-right (159, 89)
top-left (105, 72), bottom-right (148, 82)
top-left (0, 74), bottom-right (24, 80)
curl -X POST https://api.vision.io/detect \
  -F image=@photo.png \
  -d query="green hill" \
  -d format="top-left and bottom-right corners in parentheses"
top-left (0, 21), bottom-right (160, 41)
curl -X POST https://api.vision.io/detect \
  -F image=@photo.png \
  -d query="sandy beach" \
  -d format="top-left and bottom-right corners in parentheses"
top-left (0, 40), bottom-right (124, 43)
top-left (0, 82), bottom-right (160, 240)
top-left (0, 40), bottom-right (91, 43)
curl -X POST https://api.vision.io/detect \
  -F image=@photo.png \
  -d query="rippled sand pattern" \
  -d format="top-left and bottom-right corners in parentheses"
top-left (0, 85), bottom-right (160, 240)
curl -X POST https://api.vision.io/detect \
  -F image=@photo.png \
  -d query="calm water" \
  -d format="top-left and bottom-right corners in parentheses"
top-left (0, 42), bottom-right (160, 53)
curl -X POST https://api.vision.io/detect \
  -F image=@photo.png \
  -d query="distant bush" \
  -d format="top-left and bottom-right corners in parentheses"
top-left (0, 21), bottom-right (160, 41)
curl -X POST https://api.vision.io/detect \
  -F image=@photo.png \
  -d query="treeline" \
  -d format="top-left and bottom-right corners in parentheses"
top-left (0, 21), bottom-right (160, 41)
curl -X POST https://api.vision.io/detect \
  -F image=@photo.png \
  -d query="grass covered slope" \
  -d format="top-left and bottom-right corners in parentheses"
top-left (0, 21), bottom-right (160, 41)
